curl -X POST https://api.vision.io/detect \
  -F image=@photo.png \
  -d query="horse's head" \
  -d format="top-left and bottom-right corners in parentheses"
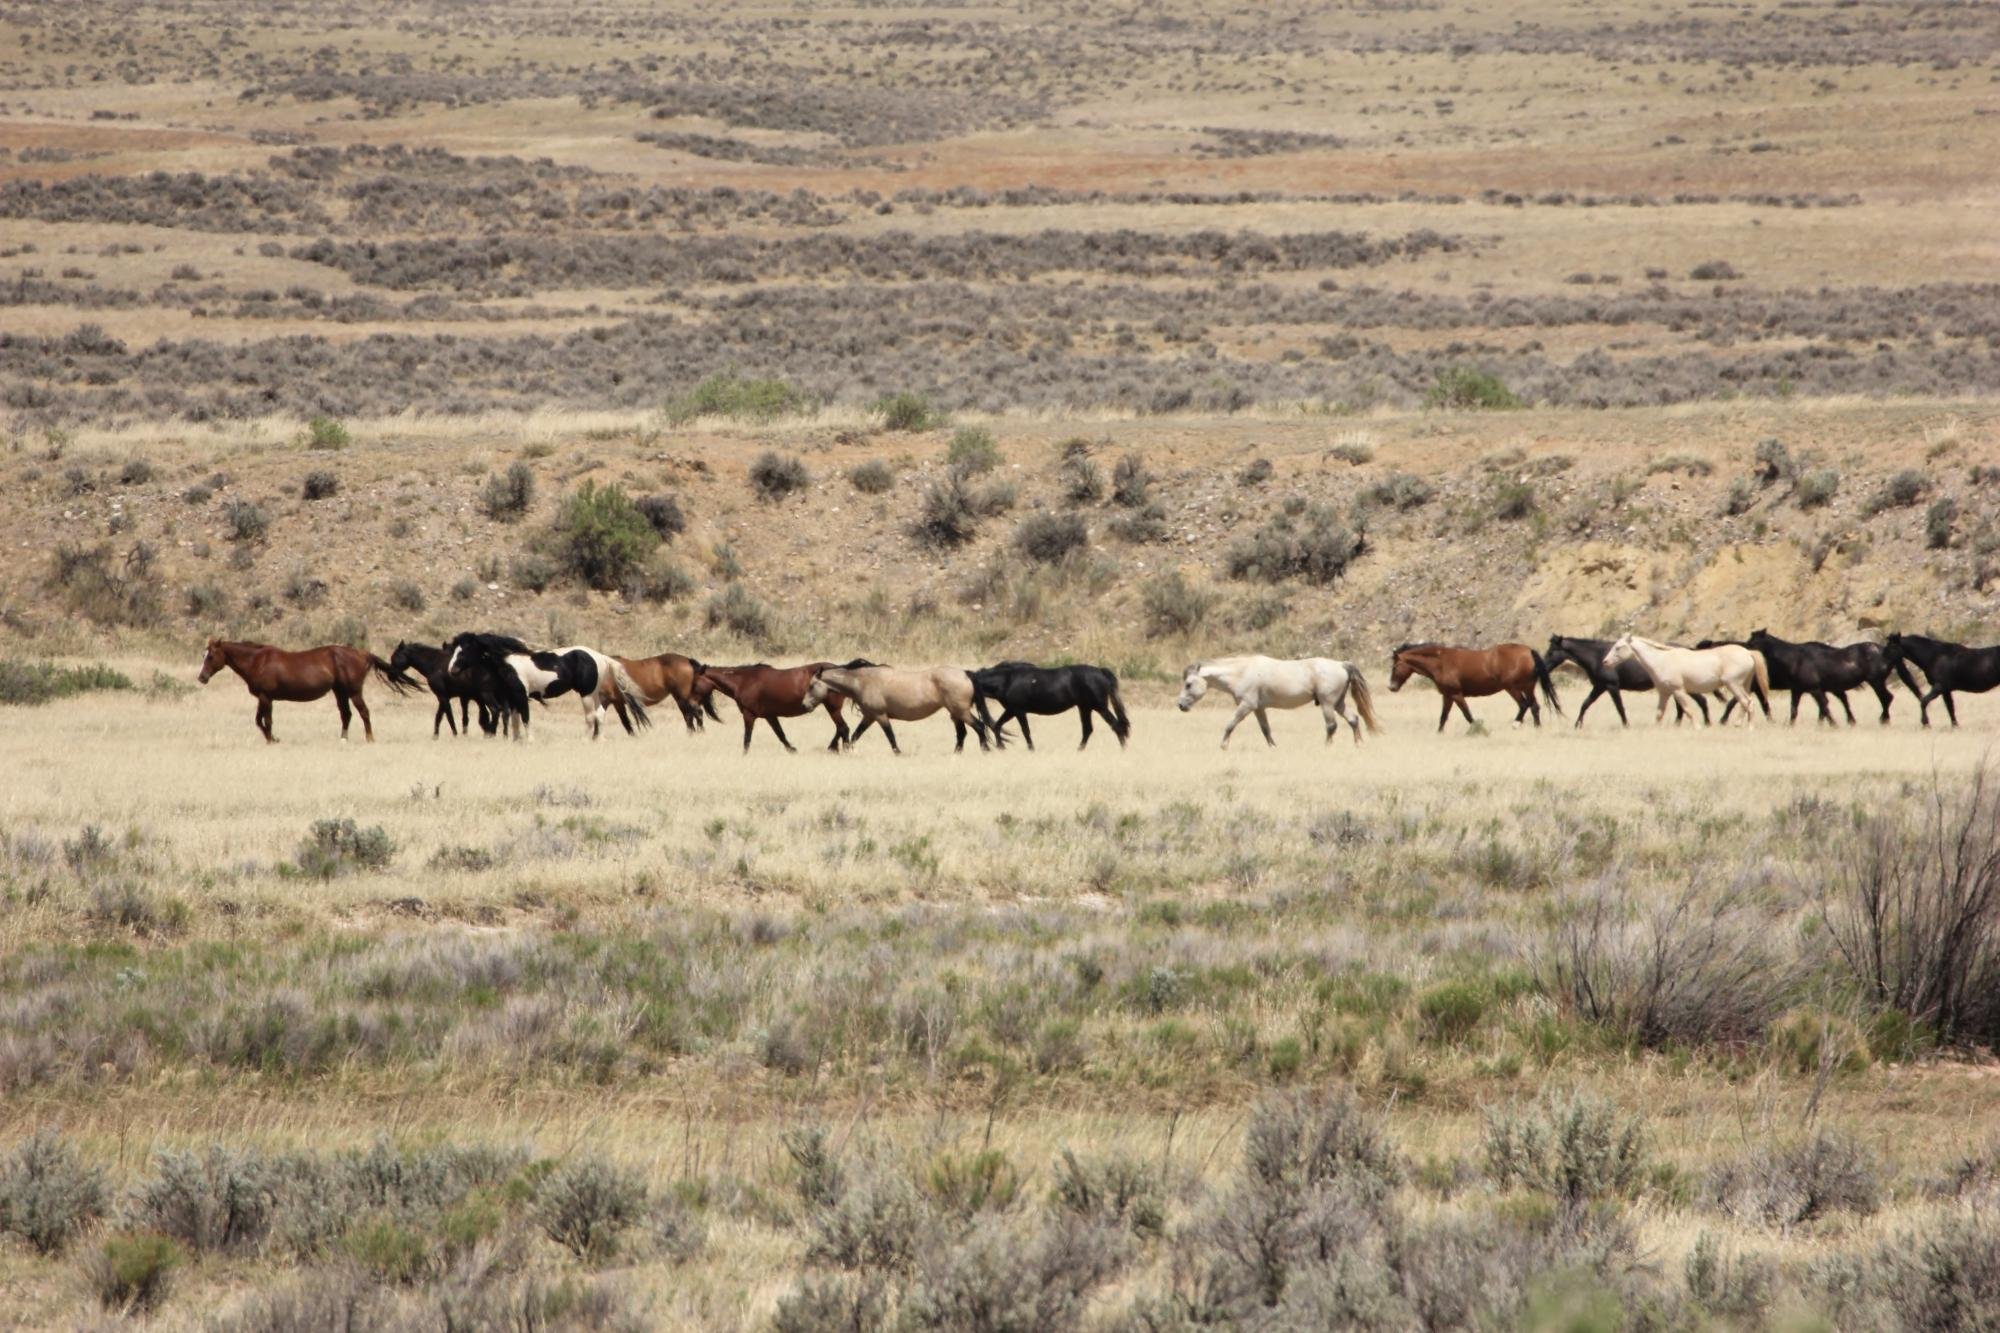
top-left (802, 666), bottom-right (846, 709)
top-left (1746, 628), bottom-right (1774, 651)
top-left (197, 638), bottom-right (226, 684)
top-left (388, 641), bottom-right (416, 674)
top-left (1601, 635), bottom-right (1636, 669)
top-left (1175, 665), bottom-right (1207, 711)
top-left (1883, 632), bottom-right (1904, 660)
top-left (1388, 648), bottom-right (1416, 692)
top-left (1543, 635), bottom-right (1576, 671)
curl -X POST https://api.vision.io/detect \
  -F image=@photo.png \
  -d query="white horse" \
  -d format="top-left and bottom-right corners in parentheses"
top-left (1175, 655), bottom-right (1380, 748)
top-left (1601, 634), bottom-right (1769, 726)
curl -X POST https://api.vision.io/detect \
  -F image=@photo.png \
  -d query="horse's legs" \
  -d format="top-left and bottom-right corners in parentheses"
top-left (765, 717), bottom-right (798, 752)
top-left (846, 716), bottom-right (873, 748)
top-left (1654, 688), bottom-right (1673, 723)
top-left (1253, 707), bottom-right (1276, 747)
top-left (1221, 700), bottom-right (1256, 748)
top-left (1437, 697), bottom-right (1453, 733)
top-left (951, 716), bottom-right (968, 752)
top-left (1835, 690), bottom-right (1857, 726)
top-left (1013, 712), bottom-right (1036, 751)
top-left (256, 697), bottom-right (276, 743)
top-left (966, 707), bottom-right (991, 752)
top-left (351, 692), bottom-right (374, 742)
top-left (879, 720), bottom-right (901, 755)
top-left (740, 715), bottom-right (757, 753)
top-left (334, 689), bottom-right (354, 740)
top-left (1941, 690), bottom-right (1960, 727)
top-left (611, 697), bottom-right (636, 736)
top-left (1694, 695), bottom-right (1711, 726)
top-left (827, 703), bottom-right (854, 752)
top-left (1076, 708), bottom-right (1093, 750)
top-left (1574, 685), bottom-right (1603, 728)
top-left (1455, 698), bottom-right (1475, 728)
top-left (1869, 680), bottom-right (1893, 725)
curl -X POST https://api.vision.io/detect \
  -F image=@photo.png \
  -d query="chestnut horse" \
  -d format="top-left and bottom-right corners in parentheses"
top-left (610, 652), bottom-right (722, 734)
top-left (198, 638), bottom-right (414, 743)
top-left (1389, 642), bottom-right (1563, 732)
top-left (697, 661), bottom-right (869, 753)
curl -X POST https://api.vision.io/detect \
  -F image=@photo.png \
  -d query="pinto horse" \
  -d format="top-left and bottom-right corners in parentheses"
top-left (1885, 632), bottom-right (2000, 727)
top-left (805, 664), bottom-right (991, 754)
top-left (197, 638), bottom-right (415, 743)
top-left (610, 652), bottom-right (722, 734)
top-left (697, 661), bottom-right (866, 752)
top-left (970, 661), bottom-right (1131, 751)
top-left (1544, 635), bottom-right (1707, 728)
top-left (1602, 634), bottom-right (1768, 725)
top-left (445, 633), bottom-right (650, 739)
top-left (1388, 643), bottom-right (1562, 731)
top-left (1175, 656), bottom-right (1379, 749)
top-left (388, 641), bottom-right (505, 738)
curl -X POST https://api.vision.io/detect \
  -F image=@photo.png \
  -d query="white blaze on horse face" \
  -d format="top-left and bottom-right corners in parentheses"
top-left (446, 645), bottom-right (464, 676)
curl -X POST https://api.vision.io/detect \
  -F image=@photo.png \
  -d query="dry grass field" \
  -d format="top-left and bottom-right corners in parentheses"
top-left (4, 0), bottom-right (2000, 1327)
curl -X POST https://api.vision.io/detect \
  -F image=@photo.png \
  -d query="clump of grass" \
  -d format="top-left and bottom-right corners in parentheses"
top-left (47, 543), bottom-right (162, 627)
top-left (1237, 457), bottom-right (1273, 487)
top-left (1015, 513), bottom-right (1088, 564)
top-left (87, 1232), bottom-right (181, 1313)
top-left (1226, 505), bottom-right (1364, 585)
top-left (706, 582), bottom-right (771, 642)
top-left (1060, 452), bottom-right (1104, 504)
top-left (478, 462), bottom-right (536, 522)
top-left (946, 427), bottom-right (1001, 475)
top-left (1141, 571), bottom-right (1215, 637)
top-left (1484, 1090), bottom-right (1648, 1206)
top-left (1796, 467), bottom-right (1840, 510)
top-left (509, 552), bottom-right (556, 593)
top-left (634, 493), bottom-right (685, 540)
top-left (849, 460), bottom-right (896, 494)
top-left (301, 469), bottom-right (337, 501)
top-left (913, 473), bottom-right (980, 548)
top-left (663, 373), bottom-right (806, 424)
top-left (292, 819), bottom-right (395, 879)
top-left (873, 391), bottom-right (943, 432)
top-left (1926, 497), bottom-right (1957, 549)
top-left (0, 660), bottom-right (132, 707)
top-left (300, 416), bottom-right (350, 450)
top-left (387, 580), bottom-right (425, 613)
top-left (1358, 472), bottom-right (1433, 511)
top-left (1111, 453), bottom-right (1153, 506)
top-left (551, 481), bottom-right (659, 589)
top-left (535, 1158), bottom-right (647, 1263)
top-left (1753, 438), bottom-right (1794, 486)
top-left (1425, 366), bottom-right (1521, 410)
top-left (223, 499), bottom-right (269, 542)
top-left (118, 458), bottom-right (155, 486)
top-left (1107, 502), bottom-right (1168, 543)
top-left (1690, 259), bottom-right (1742, 280)
top-left (621, 552), bottom-right (695, 604)
top-left (749, 451), bottom-right (811, 501)
top-left (1861, 469), bottom-right (1931, 516)
top-left (1723, 477), bottom-right (1756, 516)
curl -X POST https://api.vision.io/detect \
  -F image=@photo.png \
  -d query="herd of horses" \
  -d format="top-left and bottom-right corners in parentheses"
top-left (193, 627), bottom-right (2000, 749)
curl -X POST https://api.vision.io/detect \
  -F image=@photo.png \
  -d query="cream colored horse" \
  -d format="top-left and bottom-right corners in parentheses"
top-left (805, 664), bottom-right (991, 753)
top-left (1175, 655), bottom-right (1380, 748)
top-left (1602, 634), bottom-right (1769, 725)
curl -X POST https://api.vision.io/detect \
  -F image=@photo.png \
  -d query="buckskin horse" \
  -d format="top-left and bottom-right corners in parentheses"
top-left (970, 661), bottom-right (1131, 751)
top-left (1175, 656), bottom-right (1379, 748)
top-left (1544, 634), bottom-right (1708, 728)
top-left (197, 638), bottom-right (415, 743)
top-left (1885, 632), bottom-right (2000, 727)
top-left (804, 664), bottom-right (991, 754)
top-left (697, 661), bottom-right (869, 752)
top-left (1388, 642), bottom-right (1562, 732)
top-left (1601, 634), bottom-right (1768, 726)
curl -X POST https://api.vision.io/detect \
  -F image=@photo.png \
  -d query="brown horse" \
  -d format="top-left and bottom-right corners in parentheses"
top-left (197, 638), bottom-right (414, 743)
top-left (1389, 642), bottom-right (1563, 732)
top-left (696, 661), bottom-right (868, 753)
top-left (609, 652), bottom-right (722, 733)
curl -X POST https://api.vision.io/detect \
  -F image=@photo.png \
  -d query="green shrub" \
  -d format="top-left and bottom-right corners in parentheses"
top-left (1015, 512), bottom-right (1089, 564)
top-left (873, 391), bottom-right (943, 432)
top-left (705, 583), bottom-right (771, 642)
top-left (1237, 458), bottom-right (1273, 487)
top-left (621, 552), bottom-right (695, 604)
top-left (300, 470), bottom-right (337, 501)
top-left (87, 1232), bottom-right (182, 1313)
top-left (0, 1130), bottom-right (106, 1255)
top-left (663, 373), bottom-right (806, 424)
top-left (1358, 472), bottom-right (1433, 511)
top-left (553, 481), bottom-right (660, 589)
top-left (301, 416), bottom-right (350, 450)
top-left (1061, 454), bottom-right (1104, 504)
top-left (914, 473), bottom-right (980, 548)
top-left (1226, 505), bottom-right (1364, 585)
top-left (1483, 1090), bottom-right (1647, 1206)
top-left (343, 1215), bottom-right (432, 1284)
top-left (1753, 438), bottom-right (1793, 486)
top-left (1425, 366), bottom-right (1521, 410)
top-left (1863, 469), bottom-right (1931, 516)
top-left (0, 660), bottom-right (133, 707)
top-left (749, 451), bottom-right (811, 501)
top-left (946, 427), bottom-right (1001, 474)
top-left (1108, 502), bottom-right (1168, 543)
top-left (223, 499), bottom-right (269, 542)
top-left (536, 1158), bottom-right (647, 1263)
top-left (634, 493), bottom-right (685, 539)
top-left (509, 552), bottom-right (557, 593)
top-left (479, 462), bottom-right (536, 522)
top-left (119, 458), bottom-right (155, 485)
top-left (293, 819), bottom-right (395, 879)
top-left (387, 580), bottom-right (425, 613)
top-left (1797, 467), bottom-right (1840, 509)
top-left (1141, 571), bottom-right (1215, 637)
top-left (1111, 453), bottom-right (1153, 507)
top-left (1926, 497), bottom-right (1957, 549)
top-left (1491, 479), bottom-right (1537, 521)
top-left (1050, 1150), bottom-right (1164, 1239)
top-left (849, 460), bottom-right (896, 494)
top-left (1722, 477), bottom-right (1756, 516)
top-left (1418, 981), bottom-right (1488, 1044)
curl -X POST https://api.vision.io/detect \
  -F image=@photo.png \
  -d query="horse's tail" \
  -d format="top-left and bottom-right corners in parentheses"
top-left (1751, 650), bottom-right (1771, 701)
top-left (368, 654), bottom-right (420, 695)
top-left (607, 661), bottom-right (652, 730)
top-left (1105, 674), bottom-right (1132, 743)
top-left (1345, 664), bottom-right (1382, 734)
top-left (1531, 649), bottom-right (1564, 717)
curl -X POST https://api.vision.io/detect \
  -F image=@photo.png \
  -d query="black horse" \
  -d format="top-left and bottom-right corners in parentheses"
top-left (388, 641), bottom-right (505, 737)
top-left (1741, 629), bottom-right (1899, 726)
top-left (969, 661), bottom-right (1130, 751)
top-left (1885, 632), bottom-right (2000, 727)
top-left (1544, 635), bottom-right (1709, 728)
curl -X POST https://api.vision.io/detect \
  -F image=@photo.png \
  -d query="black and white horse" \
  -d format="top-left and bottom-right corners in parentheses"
top-left (445, 633), bottom-right (651, 739)
top-left (388, 641), bottom-right (512, 738)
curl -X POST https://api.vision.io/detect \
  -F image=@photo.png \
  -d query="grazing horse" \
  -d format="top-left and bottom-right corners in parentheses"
top-left (1388, 643), bottom-right (1562, 732)
top-left (387, 641), bottom-right (504, 738)
top-left (970, 661), bottom-right (1131, 751)
top-left (1738, 630), bottom-right (1898, 726)
top-left (197, 638), bottom-right (415, 743)
top-left (1884, 632), bottom-right (2000, 727)
top-left (697, 661), bottom-right (866, 752)
top-left (610, 652), bottom-right (722, 733)
top-left (1544, 635), bottom-right (1708, 728)
top-left (1175, 656), bottom-right (1379, 749)
top-left (445, 633), bottom-right (650, 739)
top-left (805, 664), bottom-right (991, 754)
top-left (1601, 634), bottom-right (1768, 725)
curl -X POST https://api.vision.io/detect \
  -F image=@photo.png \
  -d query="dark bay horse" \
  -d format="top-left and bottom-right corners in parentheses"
top-left (1743, 630), bottom-right (1899, 726)
top-left (1885, 632), bottom-right (2000, 727)
top-left (388, 641), bottom-right (503, 738)
top-left (1545, 635), bottom-right (1708, 728)
top-left (697, 661), bottom-right (871, 752)
top-left (198, 638), bottom-right (415, 743)
top-left (1389, 642), bottom-right (1562, 732)
top-left (970, 661), bottom-right (1131, 751)
top-left (612, 651), bottom-right (722, 733)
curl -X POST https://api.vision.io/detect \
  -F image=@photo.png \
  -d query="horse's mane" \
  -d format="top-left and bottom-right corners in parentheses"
top-left (836, 658), bottom-right (879, 670)
top-left (454, 631), bottom-right (532, 658)
top-left (1393, 641), bottom-right (1445, 655)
